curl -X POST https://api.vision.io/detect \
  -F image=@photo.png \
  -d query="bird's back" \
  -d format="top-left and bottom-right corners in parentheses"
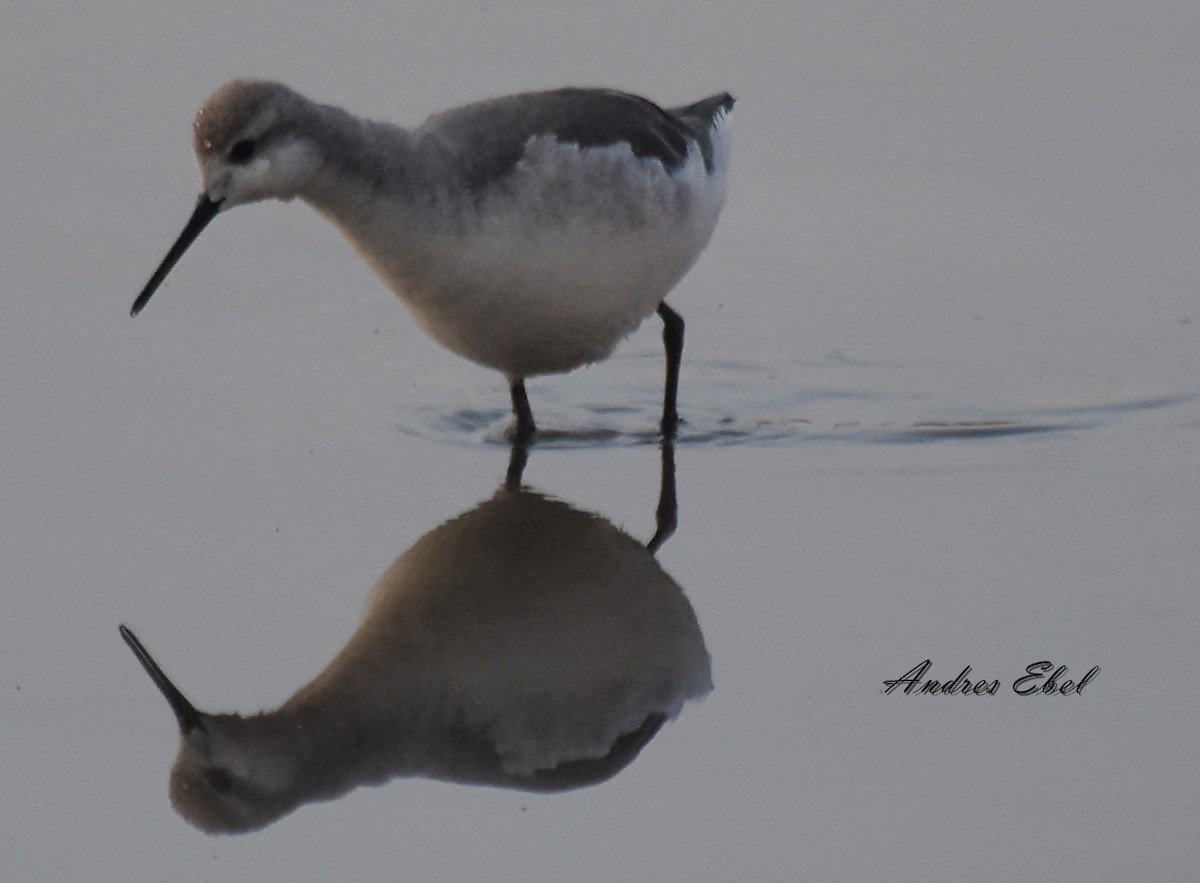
top-left (423, 87), bottom-right (733, 191)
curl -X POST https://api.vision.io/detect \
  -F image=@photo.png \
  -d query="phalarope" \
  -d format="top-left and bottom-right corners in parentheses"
top-left (132, 81), bottom-right (733, 440)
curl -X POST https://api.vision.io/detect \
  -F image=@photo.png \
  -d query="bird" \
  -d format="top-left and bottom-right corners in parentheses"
top-left (118, 448), bottom-right (710, 833)
top-left (131, 80), bottom-right (734, 441)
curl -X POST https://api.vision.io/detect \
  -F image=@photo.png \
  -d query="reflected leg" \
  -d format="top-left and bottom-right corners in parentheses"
top-left (505, 441), bottom-right (529, 491)
top-left (647, 437), bottom-right (677, 554)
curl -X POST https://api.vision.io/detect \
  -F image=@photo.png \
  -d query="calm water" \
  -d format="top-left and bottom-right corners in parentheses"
top-left (2, 4), bottom-right (1196, 881)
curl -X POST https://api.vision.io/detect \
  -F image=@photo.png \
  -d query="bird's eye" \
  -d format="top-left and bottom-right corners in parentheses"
top-left (204, 768), bottom-right (234, 794)
top-left (228, 139), bottom-right (257, 164)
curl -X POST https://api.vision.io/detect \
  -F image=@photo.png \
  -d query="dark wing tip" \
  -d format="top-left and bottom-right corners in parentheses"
top-left (670, 92), bottom-right (735, 124)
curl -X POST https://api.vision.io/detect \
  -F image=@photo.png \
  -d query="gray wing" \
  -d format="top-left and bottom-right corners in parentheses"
top-left (425, 88), bottom-right (733, 191)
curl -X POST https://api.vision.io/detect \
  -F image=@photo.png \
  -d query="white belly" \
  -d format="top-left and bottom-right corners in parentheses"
top-left (357, 127), bottom-right (729, 379)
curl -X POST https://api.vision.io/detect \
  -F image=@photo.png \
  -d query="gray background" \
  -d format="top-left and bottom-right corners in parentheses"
top-left (2, 2), bottom-right (1197, 880)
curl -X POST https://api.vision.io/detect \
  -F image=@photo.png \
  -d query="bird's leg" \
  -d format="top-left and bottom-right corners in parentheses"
top-left (646, 436), bottom-right (678, 554)
top-left (657, 303), bottom-right (684, 437)
top-left (509, 379), bottom-right (536, 444)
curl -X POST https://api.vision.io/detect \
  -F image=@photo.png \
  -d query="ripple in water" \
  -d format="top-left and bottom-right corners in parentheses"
top-left (395, 356), bottom-right (1196, 449)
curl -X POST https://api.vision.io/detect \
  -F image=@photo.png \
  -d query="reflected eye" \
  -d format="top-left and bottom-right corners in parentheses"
top-left (204, 768), bottom-right (234, 794)
top-left (228, 139), bottom-right (256, 164)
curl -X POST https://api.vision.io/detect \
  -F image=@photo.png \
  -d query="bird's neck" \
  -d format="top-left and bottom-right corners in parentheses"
top-left (272, 644), bottom-right (457, 780)
top-left (301, 105), bottom-right (450, 223)
top-left (296, 103), bottom-right (459, 284)
top-left (249, 687), bottom-right (436, 808)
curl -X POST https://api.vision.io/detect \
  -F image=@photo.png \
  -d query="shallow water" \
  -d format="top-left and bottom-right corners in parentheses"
top-left (2, 4), bottom-right (1197, 882)
top-left (400, 353), bottom-right (1195, 449)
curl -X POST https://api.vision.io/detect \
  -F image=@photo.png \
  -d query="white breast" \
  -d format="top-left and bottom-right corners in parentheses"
top-left (372, 122), bottom-right (730, 379)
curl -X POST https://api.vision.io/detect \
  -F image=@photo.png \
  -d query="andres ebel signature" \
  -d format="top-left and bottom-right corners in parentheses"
top-left (882, 660), bottom-right (1100, 696)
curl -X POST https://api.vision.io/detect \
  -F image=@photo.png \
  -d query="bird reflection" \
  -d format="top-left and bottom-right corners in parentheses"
top-left (120, 440), bottom-right (709, 834)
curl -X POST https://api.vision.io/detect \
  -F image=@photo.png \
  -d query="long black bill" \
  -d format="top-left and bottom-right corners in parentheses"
top-left (130, 194), bottom-right (222, 317)
top-left (119, 624), bottom-right (206, 734)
